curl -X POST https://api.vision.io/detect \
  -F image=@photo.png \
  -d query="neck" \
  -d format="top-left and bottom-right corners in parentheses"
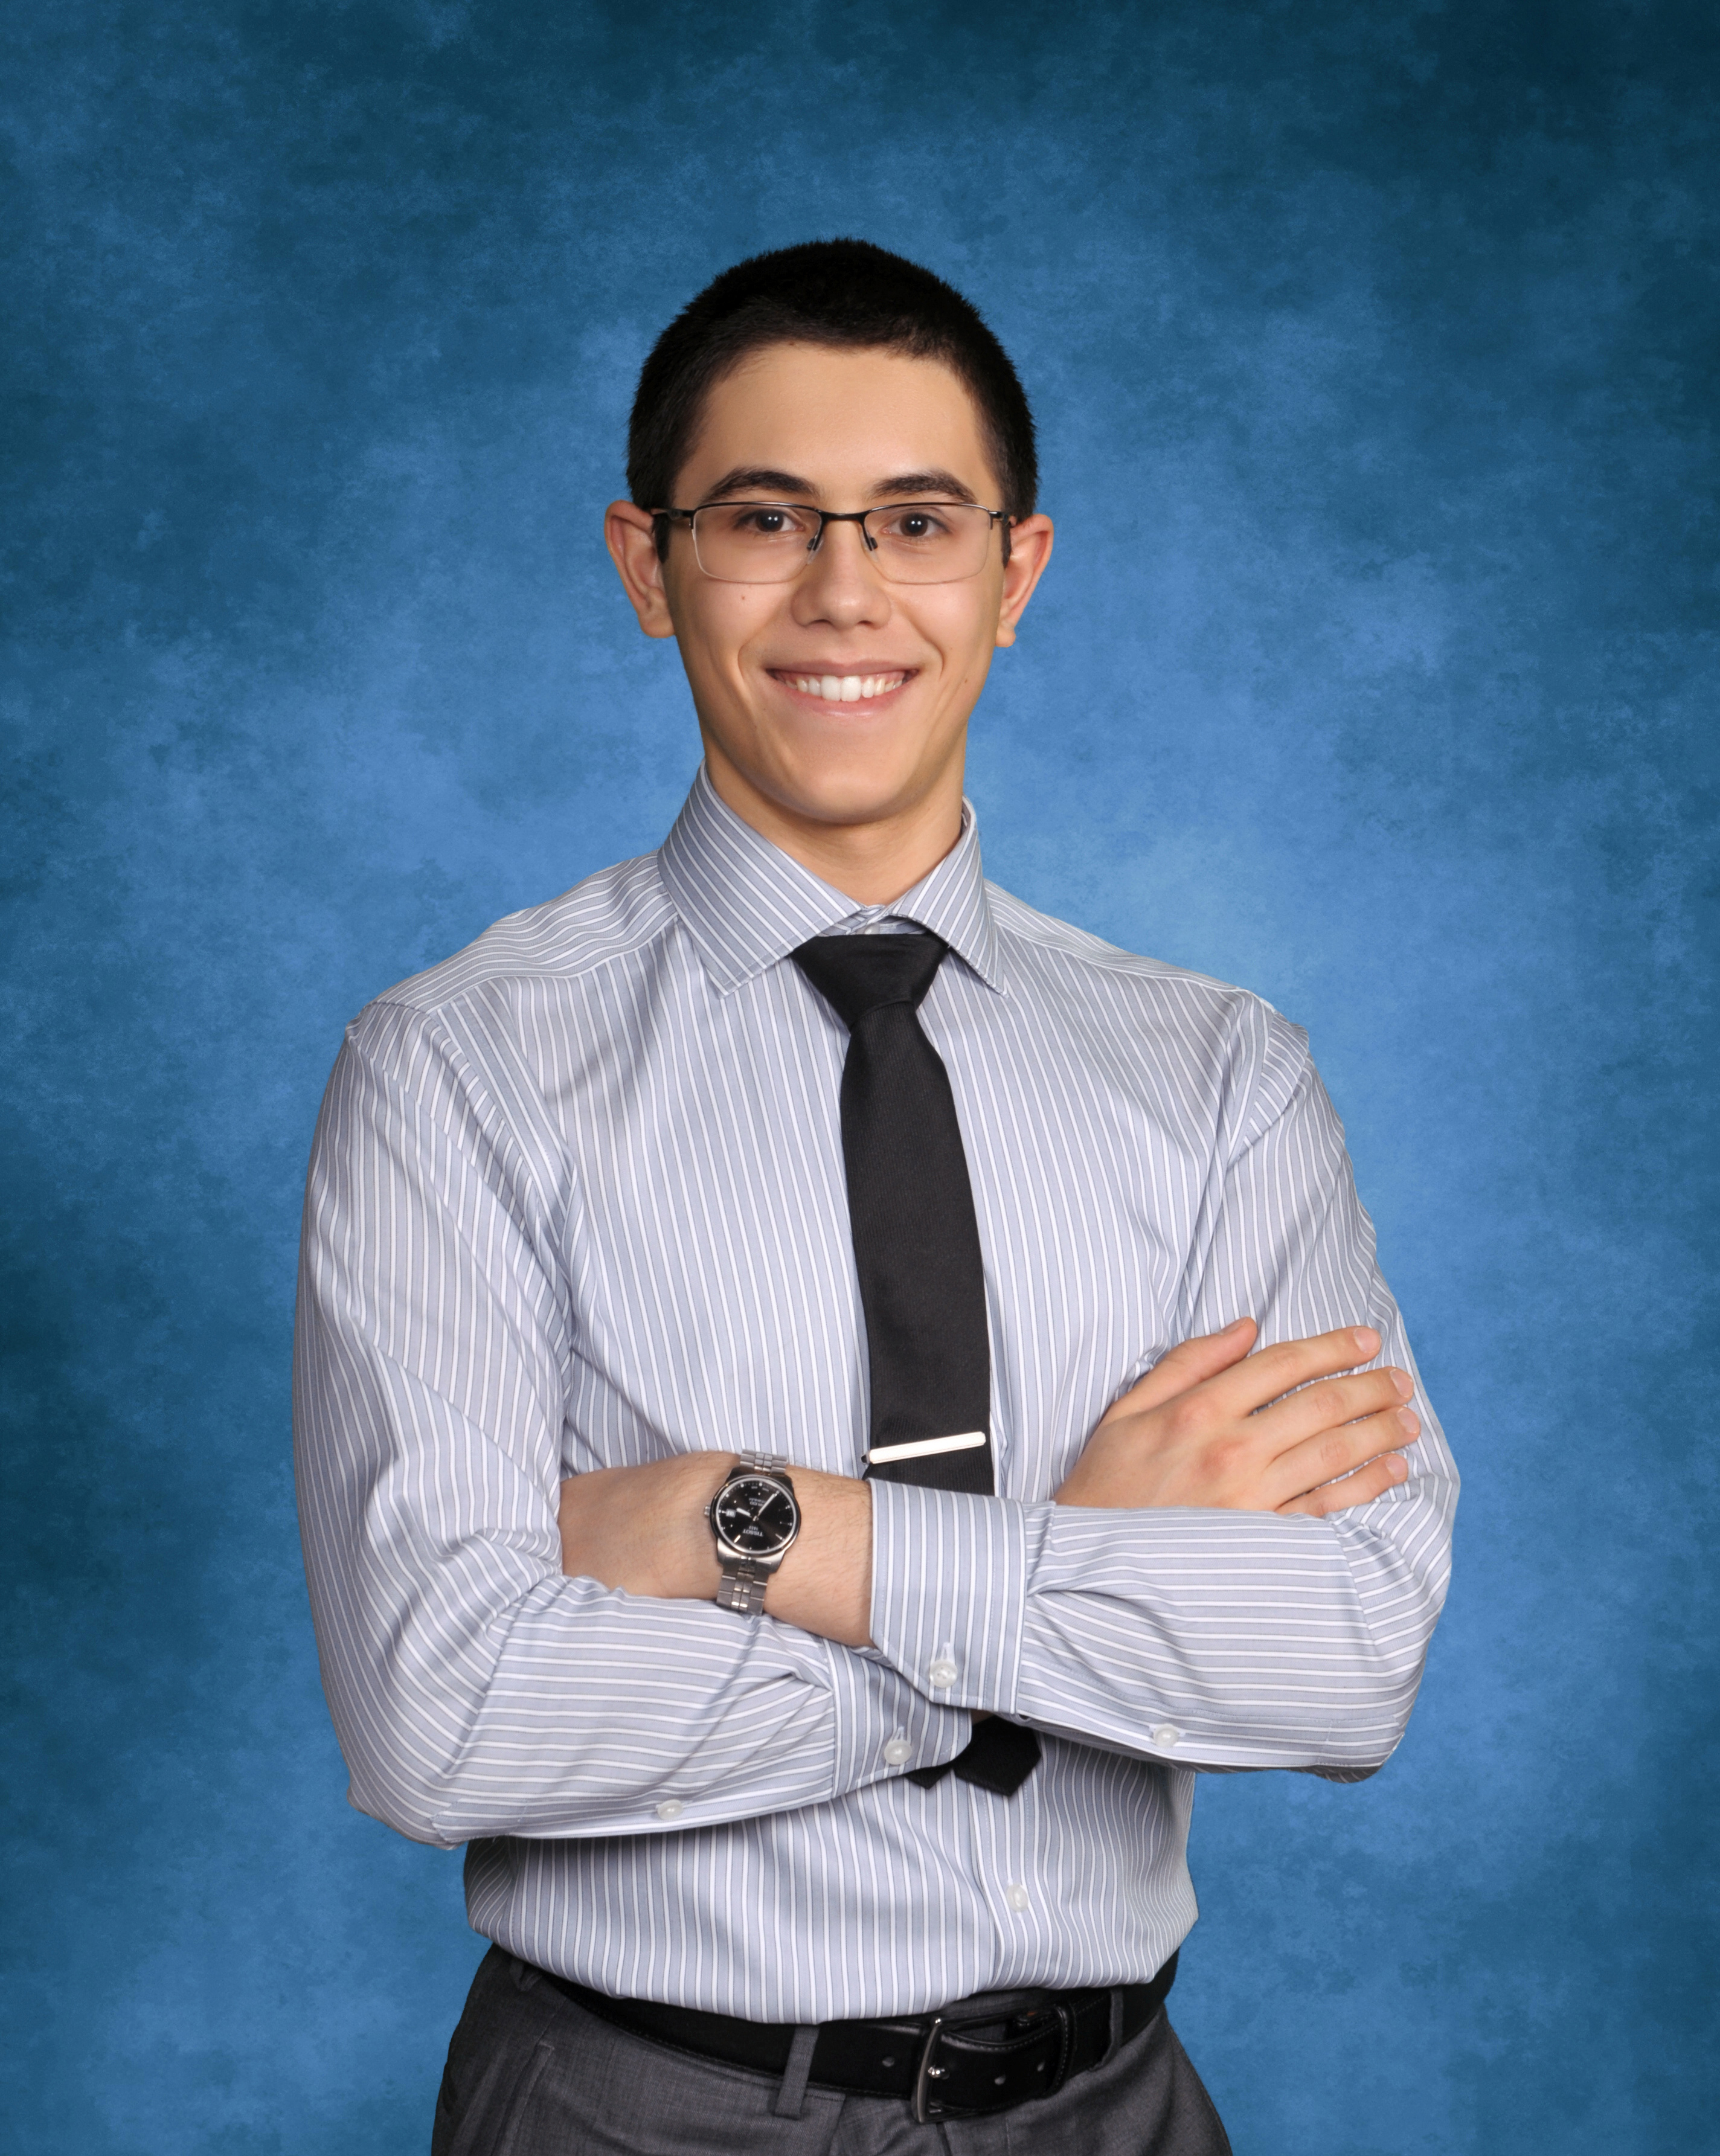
top-left (702, 744), bottom-right (967, 906)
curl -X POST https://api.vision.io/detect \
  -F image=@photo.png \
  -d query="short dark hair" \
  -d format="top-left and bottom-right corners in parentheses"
top-left (626, 239), bottom-right (1038, 540)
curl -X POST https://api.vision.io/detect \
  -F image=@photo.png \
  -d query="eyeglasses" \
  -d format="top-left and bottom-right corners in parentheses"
top-left (655, 500), bottom-right (1010, 585)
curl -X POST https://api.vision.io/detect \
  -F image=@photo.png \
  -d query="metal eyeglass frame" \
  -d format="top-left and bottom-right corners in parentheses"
top-left (652, 500), bottom-right (1013, 580)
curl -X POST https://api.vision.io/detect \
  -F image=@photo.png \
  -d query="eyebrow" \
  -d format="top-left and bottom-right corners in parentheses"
top-left (694, 466), bottom-right (983, 506)
top-left (873, 469), bottom-right (981, 505)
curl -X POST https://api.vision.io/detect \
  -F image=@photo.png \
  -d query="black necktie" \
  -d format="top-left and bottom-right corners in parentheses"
top-left (793, 931), bottom-right (1041, 1797)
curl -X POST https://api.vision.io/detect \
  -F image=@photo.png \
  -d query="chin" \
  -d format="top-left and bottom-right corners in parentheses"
top-left (766, 756), bottom-right (936, 829)
top-left (703, 687), bottom-right (962, 834)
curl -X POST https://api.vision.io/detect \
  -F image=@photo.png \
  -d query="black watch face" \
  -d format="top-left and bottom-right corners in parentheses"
top-left (713, 1475), bottom-right (797, 1554)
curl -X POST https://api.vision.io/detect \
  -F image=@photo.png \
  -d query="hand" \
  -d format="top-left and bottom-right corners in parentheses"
top-left (1054, 1317), bottom-right (1418, 1516)
top-left (559, 1455), bottom-right (873, 1647)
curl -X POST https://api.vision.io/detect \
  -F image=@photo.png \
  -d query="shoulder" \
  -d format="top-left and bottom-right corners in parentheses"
top-left (311, 859), bottom-right (675, 1201)
top-left (368, 852), bottom-right (675, 1022)
top-left (987, 877), bottom-right (1290, 1035)
top-left (986, 879), bottom-right (1312, 1132)
top-left (330, 852), bottom-right (675, 1092)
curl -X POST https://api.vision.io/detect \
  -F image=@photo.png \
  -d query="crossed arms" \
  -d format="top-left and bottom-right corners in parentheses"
top-left (557, 1317), bottom-right (1423, 1651)
top-left (294, 998), bottom-right (1457, 1850)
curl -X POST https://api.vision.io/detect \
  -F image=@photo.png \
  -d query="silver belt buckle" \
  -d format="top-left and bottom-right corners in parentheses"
top-left (911, 2014), bottom-right (948, 2123)
top-left (911, 2000), bottom-right (1077, 2120)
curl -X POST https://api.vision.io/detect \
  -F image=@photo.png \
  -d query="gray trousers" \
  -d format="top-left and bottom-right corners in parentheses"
top-left (432, 1947), bottom-right (1233, 2155)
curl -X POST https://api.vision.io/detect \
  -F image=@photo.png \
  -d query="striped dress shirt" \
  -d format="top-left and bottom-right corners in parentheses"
top-left (294, 765), bottom-right (1457, 2021)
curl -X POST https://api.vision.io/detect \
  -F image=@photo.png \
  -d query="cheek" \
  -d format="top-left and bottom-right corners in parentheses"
top-left (717, 598), bottom-right (795, 681)
top-left (669, 576), bottom-right (777, 663)
top-left (919, 608), bottom-right (1000, 696)
top-left (910, 585), bottom-right (1001, 666)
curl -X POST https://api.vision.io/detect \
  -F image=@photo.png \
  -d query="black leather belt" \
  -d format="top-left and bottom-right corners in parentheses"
top-left (542, 1951), bottom-right (1176, 2123)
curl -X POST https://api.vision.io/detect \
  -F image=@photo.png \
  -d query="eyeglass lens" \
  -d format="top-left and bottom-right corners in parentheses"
top-left (689, 503), bottom-right (996, 585)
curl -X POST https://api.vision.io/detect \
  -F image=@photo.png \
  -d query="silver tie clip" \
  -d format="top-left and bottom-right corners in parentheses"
top-left (864, 1432), bottom-right (987, 1466)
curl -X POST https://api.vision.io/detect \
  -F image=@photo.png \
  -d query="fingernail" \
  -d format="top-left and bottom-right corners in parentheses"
top-left (1222, 1317), bottom-right (1251, 1333)
top-left (1392, 1369), bottom-right (1414, 1399)
top-left (1396, 1408), bottom-right (1420, 1436)
top-left (1352, 1327), bottom-right (1380, 1356)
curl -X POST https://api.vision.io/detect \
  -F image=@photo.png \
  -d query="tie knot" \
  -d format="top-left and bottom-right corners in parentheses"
top-left (792, 933), bottom-right (950, 1030)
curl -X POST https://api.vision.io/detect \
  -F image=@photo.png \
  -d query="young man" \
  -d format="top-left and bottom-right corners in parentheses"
top-left (295, 240), bottom-right (1457, 2154)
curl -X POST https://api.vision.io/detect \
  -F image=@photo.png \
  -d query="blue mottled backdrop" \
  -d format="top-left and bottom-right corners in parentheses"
top-left (4, 2), bottom-right (1715, 2149)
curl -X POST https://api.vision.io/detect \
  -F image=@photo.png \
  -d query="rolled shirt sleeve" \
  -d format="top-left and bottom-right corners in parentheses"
top-left (294, 1001), bottom-right (970, 1849)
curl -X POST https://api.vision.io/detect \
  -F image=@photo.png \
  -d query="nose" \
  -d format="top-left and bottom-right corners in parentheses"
top-left (791, 519), bottom-right (892, 630)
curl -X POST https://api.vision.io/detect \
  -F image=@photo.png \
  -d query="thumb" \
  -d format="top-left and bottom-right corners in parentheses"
top-left (1099, 1317), bottom-right (1257, 1425)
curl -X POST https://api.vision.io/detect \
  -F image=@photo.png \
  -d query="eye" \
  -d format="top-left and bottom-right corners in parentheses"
top-left (714, 503), bottom-right (816, 541)
top-left (878, 505), bottom-right (957, 543)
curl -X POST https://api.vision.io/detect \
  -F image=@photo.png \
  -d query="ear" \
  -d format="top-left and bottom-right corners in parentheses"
top-left (605, 501), bottom-right (679, 640)
top-left (993, 515), bottom-right (1054, 649)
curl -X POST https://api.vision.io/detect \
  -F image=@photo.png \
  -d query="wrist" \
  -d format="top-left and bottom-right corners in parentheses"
top-left (762, 1466), bottom-right (874, 1647)
top-left (684, 1454), bottom-right (733, 1597)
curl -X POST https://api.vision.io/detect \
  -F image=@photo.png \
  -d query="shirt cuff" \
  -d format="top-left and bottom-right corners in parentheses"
top-left (824, 1643), bottom-right (976, 1793)
top-left (866, 1480), bottom-right (1035, 1715)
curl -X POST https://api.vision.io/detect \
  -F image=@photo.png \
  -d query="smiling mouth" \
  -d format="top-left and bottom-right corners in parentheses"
top-left (769, 670), bottom-right (913, 706)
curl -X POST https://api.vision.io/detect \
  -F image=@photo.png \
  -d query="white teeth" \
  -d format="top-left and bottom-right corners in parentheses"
top-left (785, 672), bottom-right (905, 700)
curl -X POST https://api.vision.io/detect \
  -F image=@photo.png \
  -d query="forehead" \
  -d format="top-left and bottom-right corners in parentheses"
top-left (678, 341), bottom-right (999, 501)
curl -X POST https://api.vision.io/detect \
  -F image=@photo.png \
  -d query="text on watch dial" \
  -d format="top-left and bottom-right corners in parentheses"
top-left (714, 1479), bottom-right (796, 1551)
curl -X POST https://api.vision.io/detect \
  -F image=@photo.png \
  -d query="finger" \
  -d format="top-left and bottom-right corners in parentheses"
top-left (1200, 1325), bottom-right (1385, 1420)
top-left (1277, 1444), bottom-right (1411, 1518)
top-left (1099, 1317), bottom-right (1258, 1425)
top-left (1250, 1365), bottom-right (1414, 1455)
top-left (1264, 1404), bottom-right (1420, 1509)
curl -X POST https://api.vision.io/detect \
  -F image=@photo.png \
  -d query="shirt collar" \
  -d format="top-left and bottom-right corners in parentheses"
top-left (659, 764), bottom-right (1003, 996)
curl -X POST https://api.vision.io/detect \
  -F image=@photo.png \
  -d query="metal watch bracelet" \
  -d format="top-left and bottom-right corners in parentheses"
top-left (714, 1561), bottom-right (772, 1617)
top-left (710, 1453), bottom-right (796, 1617)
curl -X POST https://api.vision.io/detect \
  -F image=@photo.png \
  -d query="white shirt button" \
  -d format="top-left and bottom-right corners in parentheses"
top-left (882, 1737), bottom-right (914, 1766)
top-left (655, 1798), bottom-right (685, 1821)
top-left (1150, 1724), bottom-right (1182, 1750)
top-left (928, 1658), bottom-right (958, 1687)
top-left (1004, 1881), bottom-right (1031, 1912)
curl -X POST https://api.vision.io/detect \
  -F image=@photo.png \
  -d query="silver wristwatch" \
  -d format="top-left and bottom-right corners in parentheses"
top-left (706, 1452), bottom-right (801, 1615)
